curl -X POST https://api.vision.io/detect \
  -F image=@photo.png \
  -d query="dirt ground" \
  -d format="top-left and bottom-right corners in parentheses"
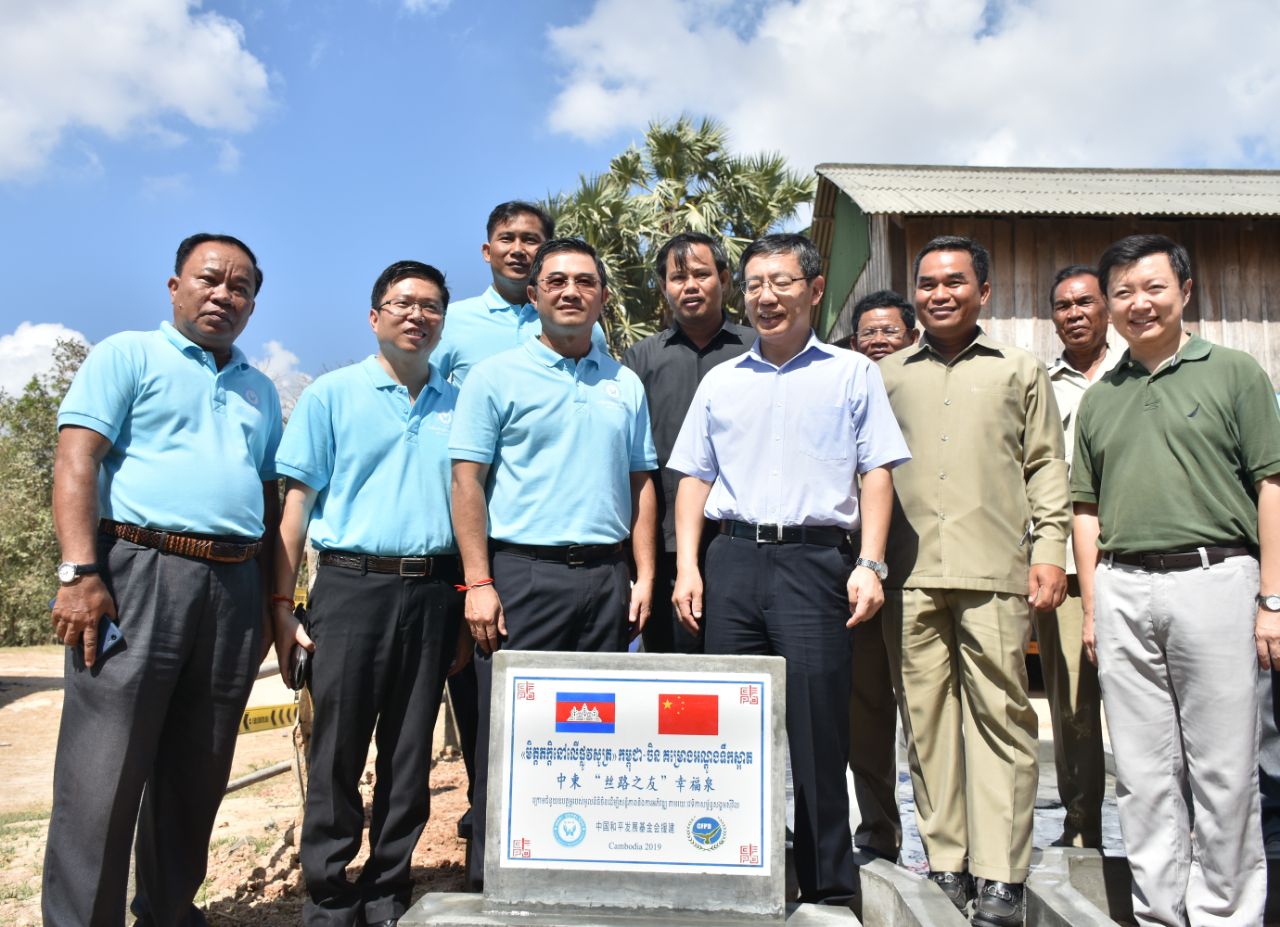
top-left (0, 646), bottom-right (468, 924)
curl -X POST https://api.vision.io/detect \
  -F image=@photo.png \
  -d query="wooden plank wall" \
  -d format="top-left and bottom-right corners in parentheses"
top-left (889, 216), bottom-right (1280, 382)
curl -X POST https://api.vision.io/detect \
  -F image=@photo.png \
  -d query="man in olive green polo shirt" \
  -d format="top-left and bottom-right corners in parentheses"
top-left (880, 235), bottom-right (1070, 927)
top-left (1073, 233), bottom-right (1280, 927)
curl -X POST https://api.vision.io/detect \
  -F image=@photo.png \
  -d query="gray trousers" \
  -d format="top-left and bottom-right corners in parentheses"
top-left (1095, 555), bottom-right (1264, 927)
top-left (42, 536), bottom-right (262, 927)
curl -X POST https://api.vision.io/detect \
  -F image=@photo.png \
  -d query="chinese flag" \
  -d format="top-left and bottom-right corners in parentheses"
top-left (658, 693), bottom-right (718, 735)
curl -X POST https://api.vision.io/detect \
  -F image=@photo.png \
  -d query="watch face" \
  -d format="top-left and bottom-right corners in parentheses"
top-left (1266, 595), bottom-right (1280, 611)
top-left (57, 562), bottom-right (76, 583)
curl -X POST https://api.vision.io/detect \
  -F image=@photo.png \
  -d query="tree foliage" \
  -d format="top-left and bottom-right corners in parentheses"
top-left (544, 115), bottom-right (815, 354)
top-left (0, 339), bottom-right (88, 645)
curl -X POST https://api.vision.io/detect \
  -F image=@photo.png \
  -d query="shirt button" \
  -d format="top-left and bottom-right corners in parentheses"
top-left (941, 434), bottom-right (949, 442)
top-left (944, 398), bottom-right (952, 406)
top-left (940, 513), bottom-right (947, 521)
top-left (771, 470), bottom-right (780, 476)
top-left (939, 472), bottom-right (947, 480)
top-left (774, 435), bottom-right (781, 442)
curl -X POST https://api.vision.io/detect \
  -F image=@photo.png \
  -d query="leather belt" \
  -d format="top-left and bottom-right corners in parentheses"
top-left (100, 519), bottom-right (261, 563)
top-left (1107, 545), bottom-right (1252, 571)
top-left (492, 541), bottom-right (624, 566)
top-left (318, 550), bottom-right (457, 577)
top-left (720, 520), bottom-right (848, 547)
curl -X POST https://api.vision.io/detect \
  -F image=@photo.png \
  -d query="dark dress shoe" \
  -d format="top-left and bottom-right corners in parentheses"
top-left (926, 870), bottom-right (974, 912)
top-left (367, 920), bottom-right (398, 927)
top-left (971, 880), bottom-right (1025, 927)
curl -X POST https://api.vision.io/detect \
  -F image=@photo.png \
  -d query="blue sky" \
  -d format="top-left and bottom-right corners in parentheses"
top-left (2, 0), bottom-right (1278, 395)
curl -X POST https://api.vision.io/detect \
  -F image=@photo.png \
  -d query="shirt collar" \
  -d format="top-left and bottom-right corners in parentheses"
top-left (662, 314), bottom-right (747, 348)
top-left (523, 335), bottom-right (602, 370)
top-left (480, 284), bottom-right (533, 314)
top-left (740, 330), bottom-right (829, 371)
top-left (904, 327), bottom-right (1003, 364)
top-left (160, 320), bottom-right (248, 369)
top-left (361, 354), bottom-right (444, 397)
top-left (1049, 340), bottom-right (1120, 380)
top-left (1117, 332), bottom-right (1212, 376)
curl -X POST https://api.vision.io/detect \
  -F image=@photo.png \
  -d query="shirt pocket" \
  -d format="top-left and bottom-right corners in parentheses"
top-left (797, 404), bottom-right (849, 461)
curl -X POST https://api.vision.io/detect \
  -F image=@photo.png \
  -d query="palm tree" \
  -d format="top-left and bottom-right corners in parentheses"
top-left (545, 115), bottom-right (814, 354)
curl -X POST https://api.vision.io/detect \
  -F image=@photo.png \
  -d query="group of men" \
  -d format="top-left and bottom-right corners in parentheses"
top-left (42, 199), bottom-right (1278, 927)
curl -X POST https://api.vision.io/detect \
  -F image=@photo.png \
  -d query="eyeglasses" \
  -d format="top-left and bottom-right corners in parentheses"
top-left (742, 273), bottom-right (812, 297)
top-left (856, 326), bottom-right (907, 341)
top-left (537, 274), bottom-right (602, 293)
top-left (377, 298), bottom-right (445, 319)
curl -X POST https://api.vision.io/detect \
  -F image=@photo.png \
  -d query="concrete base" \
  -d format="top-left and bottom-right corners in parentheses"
top-left (856, 859), bottom-right (967, 926)
top-left (401, 893), bottom-right (857, 926)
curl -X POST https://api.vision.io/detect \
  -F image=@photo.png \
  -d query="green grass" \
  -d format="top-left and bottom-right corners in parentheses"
top-left (0, 808), bottom-right (50, 827)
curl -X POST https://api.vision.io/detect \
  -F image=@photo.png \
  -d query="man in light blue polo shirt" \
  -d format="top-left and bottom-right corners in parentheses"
top-left (434, 200), bottom-right (609, 385)
top-left (670, 233), bottom-right (910, 907)
top-left (450, 237), bottom-right (658, 890)
top-left (45, 233), bottom-right (281, 926)
top-left (271, 260), bottom-right (466, 927)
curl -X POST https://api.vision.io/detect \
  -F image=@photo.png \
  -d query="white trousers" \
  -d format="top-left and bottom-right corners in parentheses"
top-left (1095, 555), bottom-right (1265, 927)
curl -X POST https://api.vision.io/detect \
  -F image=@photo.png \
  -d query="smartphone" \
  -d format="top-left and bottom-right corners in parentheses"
top-left (71, 616), bottom-right (125, 670)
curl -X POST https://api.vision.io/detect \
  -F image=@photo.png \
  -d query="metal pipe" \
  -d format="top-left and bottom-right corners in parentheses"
top-left (225, 760), bottom-right (293, 794)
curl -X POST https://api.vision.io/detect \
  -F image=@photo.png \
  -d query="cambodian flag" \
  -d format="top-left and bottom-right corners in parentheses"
top-left (555, 692), bottom-right (616, 733)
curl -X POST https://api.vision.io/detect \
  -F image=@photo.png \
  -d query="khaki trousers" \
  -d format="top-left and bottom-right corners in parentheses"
top-left (1031, 575), bottom-right (1105, 847)
top-left (884, 588), bottom-right (1038, 882)
top-left (847, 611), bottom-right (902, 859)
top-left (1095, 556), bottom-right (1264, 927)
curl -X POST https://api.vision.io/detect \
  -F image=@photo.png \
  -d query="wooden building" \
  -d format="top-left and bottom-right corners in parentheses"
top-left (810, 164), bottom-right (1280, 382)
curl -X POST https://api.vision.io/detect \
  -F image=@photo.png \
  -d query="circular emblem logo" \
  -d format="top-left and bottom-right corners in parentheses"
top-left (244, 388), bottom-right (260, 407)
top-left (605, 383), bottom-right (621, 399)
top-left (553, 812), bottom-right (586, 847)
top-left (687, 816), bottom-right (725, 850)
top-left (437, 410), bottom-right (453, 425)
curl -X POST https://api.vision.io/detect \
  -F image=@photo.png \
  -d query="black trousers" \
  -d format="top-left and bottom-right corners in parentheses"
top-left (300, 562), bottom-right (462, 926)
top-left (43, 537), bottom-right (262, 927)
top-left (641, 551), bottom-right (704, 654)
top-left (703, 534), bottom-right (857, 904)
top-left (466, 549), bottom-right (630, 889)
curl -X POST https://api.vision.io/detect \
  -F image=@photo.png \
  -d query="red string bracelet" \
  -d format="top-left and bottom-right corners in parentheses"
top-left (455, 578), bottom-right (495, 592)
top-left (270, 594), bottom-right (295, 606)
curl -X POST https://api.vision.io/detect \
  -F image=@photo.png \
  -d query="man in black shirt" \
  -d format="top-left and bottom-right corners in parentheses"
top-left (622, 232), bottom-right (753, 653)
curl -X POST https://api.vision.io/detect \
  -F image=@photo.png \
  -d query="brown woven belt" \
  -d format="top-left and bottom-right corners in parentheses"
top-left (318, 550), bottom-right (458, 577)
top-left (1108, 545), bottom-right (1252, 571)
top-left (100, 519), bottom-right (262, 563)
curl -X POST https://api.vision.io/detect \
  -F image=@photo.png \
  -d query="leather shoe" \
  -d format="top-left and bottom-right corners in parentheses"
top-left (367, 921), bottom-right (398, 927)
top-left (926, 870), bottom-right (974, 912)
top-left (971, 880), bottom-right (1024, 927)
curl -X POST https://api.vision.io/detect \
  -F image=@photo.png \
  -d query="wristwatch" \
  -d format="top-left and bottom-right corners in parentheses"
top-left (56, 561), bottom-right (99, 584)
top-left (855, 557), bottom-right (889, 581)
top-left (1258, 593), bottom-right (1280, 612)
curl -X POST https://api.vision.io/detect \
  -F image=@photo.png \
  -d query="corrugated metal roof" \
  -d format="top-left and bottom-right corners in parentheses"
top-left (815, 164), bottom-right (1280, 217)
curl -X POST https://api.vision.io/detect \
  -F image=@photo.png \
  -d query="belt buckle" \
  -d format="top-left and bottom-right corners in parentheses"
top-left (755, 523), bottom-right (782, 544)
top-left (399, 557), bottom-right (431, 577)
top-left (566, 545), bottom-right (587, 566)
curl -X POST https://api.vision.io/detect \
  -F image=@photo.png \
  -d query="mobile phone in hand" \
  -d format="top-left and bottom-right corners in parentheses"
top-left (72, 616), bottom-right (125, 670)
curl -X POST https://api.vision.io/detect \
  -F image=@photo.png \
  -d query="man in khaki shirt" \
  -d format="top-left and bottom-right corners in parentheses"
top-left (880, 235), bottom-right (1070, 927)
top-left (1040, 265), bottom-right (1119, 849)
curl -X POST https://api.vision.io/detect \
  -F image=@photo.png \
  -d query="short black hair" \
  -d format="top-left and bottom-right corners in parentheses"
top-left (1048, 265), bottom-right (1100, 308)
top-left (1097, 234), bottom-right (1192, 294)
top-left (370, 260), bottom-right (450, 311)
top-left (486, 201), bottom-right (555, 241)
top-left (738, 233), bottom-right (822, 280)
top-left (175, 233), bottom-right (263, 295)
top-left (655, 232), bottom-right (729, 283)
top-left (852, 289), bottom-right (916, 333)
top-left (528, 238), bottom-right (609, 293)
top-left (913, 235), bottom-right (991, 288)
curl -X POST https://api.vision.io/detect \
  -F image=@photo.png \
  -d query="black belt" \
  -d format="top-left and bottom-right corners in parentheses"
top-left (101, 519), bottom-right (260, 563)
top-left (492, 541), bottom-right (624, 566)
top-left (1108, 545), bottom-right (1252, 571)
top-left (720, 520), bottom-right (848, 547)
top-left (318, 550), bottom-right (457, 577)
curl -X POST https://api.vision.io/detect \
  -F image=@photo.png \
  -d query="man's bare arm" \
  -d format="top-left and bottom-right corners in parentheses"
top-left (451, 460), bottom-right (502, 654)
top-left (271, 479), bottom-right (317, 683)
top-left (848, 466), bottom-right (892, 627)
top-left (672, 476), bottom-right (713, 634)
top-left (51, 426), bottom-right (115, 666)
top-left (258, 479), bottom-right (281, 662)
top-left (1072, 502), bottom-right (1101, 666)
top-left (1255, 475), bottom-right (1280, 670)
top-left (627, 471), bottom-right (658, 636)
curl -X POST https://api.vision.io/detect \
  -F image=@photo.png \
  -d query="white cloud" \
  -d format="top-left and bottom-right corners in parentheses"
top-left (0, 322), bottom-right (89, 396)
top-left (0, 0), bottom-right (270, 180)
top-left (216, 139), bottom-right (241, 173)
top-left (403, 0), bottom-right (451, 14)
top-left (252, 340), bottom-right (313, 417)
top-left (546, 0), bottom-right (1280, 171)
